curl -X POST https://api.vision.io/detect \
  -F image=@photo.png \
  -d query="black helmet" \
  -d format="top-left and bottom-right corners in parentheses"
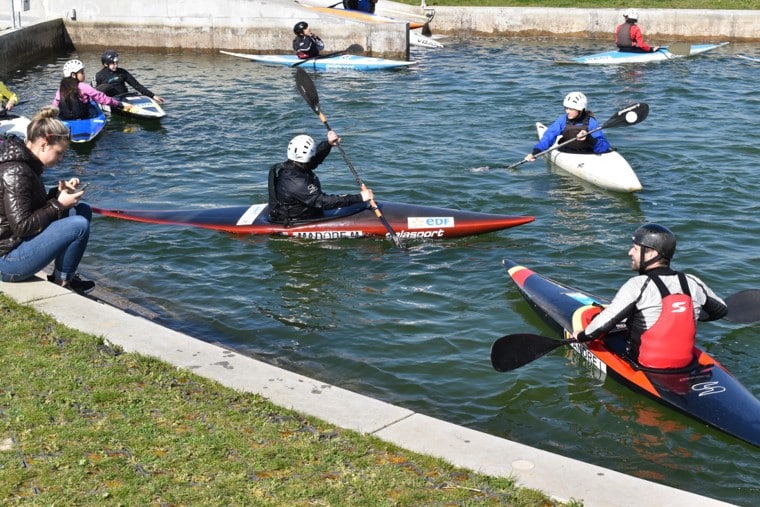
top-left (294, 21), bottom-right (308, 35)
top-left (632, 223), bottom-right (676, 273)
top-left (633, 223), bottom-right (676, 259)
top-left (101, 50), bottom-right (119, 65)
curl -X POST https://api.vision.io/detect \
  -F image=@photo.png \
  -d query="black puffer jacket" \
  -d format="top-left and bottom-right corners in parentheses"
top-left (0, 136), bottom-right (65, 255)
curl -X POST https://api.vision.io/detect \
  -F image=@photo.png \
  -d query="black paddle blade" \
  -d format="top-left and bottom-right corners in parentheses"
top-left (295, 68), bottom-right (320, 114)
top-left (490, 333), bottom-right (571, 372)
top-left (724, 289), bottom-right (760, 324)
top-left (601, 103), bottom-right (649, 129)
top-left (345, 43), bottom-right (364, 55)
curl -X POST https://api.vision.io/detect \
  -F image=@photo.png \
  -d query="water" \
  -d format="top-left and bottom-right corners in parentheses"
top-left (7, 38), bottom-right (760, 505)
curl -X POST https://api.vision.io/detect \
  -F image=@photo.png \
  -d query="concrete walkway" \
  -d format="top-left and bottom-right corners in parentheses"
top-left (0, 275), bottom-right (735, 507)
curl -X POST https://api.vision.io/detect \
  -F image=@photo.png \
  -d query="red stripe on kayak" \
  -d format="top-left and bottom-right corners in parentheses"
top-left (510, 266), bottom-right (535, 288)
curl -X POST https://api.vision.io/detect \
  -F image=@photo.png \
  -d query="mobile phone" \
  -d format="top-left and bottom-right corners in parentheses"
top-left (67, 182), bottom-right (89, 193)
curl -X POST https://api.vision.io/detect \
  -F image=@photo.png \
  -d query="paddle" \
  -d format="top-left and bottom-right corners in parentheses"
top-left (294, 68), bottom-right (405, 249)
top-left (491, 289), bottom-right (760, 372)
top-left (505, 102), bottom-right (650, 171)
top-left (724, 289), bottom-right (760, 324)
top-left (491, 333), bottom-right (574, 372)
top-left (663, 42), bottom-right (691, 57)
top-left (291, 44), bottom-right (364, 67)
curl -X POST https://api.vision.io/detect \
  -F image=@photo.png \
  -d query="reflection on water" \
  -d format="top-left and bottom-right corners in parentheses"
top-left (6, 38), bottom-right (759, 505)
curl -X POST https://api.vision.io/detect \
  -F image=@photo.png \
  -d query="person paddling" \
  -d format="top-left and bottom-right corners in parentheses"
top-left (293, 21), bottom-right (325, 59)
top-left (94, 50), bottom-right (165, 104)
top-left (523, 92), bottom-right (611, 162)
top-left (343, 0), bottom-right (378, 14)
top-left (52, 59), bottom-right (133, 120)
top-left (0, 81), bottom-right (19, 117)
top-left (268, 132), bottom-right (373, 224)
top-left (572, 224), bottom-right (727, 370)
top-left (615, 8), bottom-right (660, 53)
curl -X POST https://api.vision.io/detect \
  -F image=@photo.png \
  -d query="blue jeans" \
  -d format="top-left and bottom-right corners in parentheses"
top-left (0, 203), bottom-right (91, 283)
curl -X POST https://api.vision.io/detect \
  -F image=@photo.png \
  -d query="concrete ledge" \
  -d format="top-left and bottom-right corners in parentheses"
top-left (0, 275), bottom-right (735, 507)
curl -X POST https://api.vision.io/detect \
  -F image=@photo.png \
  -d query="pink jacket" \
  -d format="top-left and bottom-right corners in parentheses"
top-left (52, 82), bottom-right (121, 108)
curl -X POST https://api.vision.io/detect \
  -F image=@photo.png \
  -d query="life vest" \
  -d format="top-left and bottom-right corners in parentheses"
top-left (616, 23), bottom-right (634, 49)
top-left (58, 96), bottom-right (90, 120)
top-left (558, 112), bottom-right (594, 153)
top-left (637, 272), bottom-right (696, 369)
top-left (267, 163), bottom-right (289, 224)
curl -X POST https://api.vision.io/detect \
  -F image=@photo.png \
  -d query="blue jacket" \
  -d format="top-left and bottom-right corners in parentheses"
top-left (534, 112), bottom-right (611, 154)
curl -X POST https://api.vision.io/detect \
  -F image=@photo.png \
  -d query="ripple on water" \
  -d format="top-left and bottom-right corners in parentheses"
top-left (10, 39), bottom-right (759, 505)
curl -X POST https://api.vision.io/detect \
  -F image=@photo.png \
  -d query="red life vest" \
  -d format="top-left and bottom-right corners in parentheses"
top-left (637, 273), bottom-right (696, 369)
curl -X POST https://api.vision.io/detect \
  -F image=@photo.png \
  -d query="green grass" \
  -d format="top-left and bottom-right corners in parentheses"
top-left (0, 293), bottom-right (578, 506)
top-left (397, 0), bottom-right (759, 9)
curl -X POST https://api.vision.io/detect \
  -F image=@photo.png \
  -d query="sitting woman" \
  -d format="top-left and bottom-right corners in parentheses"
top-left (52, 59), bottom-right (130, 120)
top-left (0, 106), bottom-right (95, 292)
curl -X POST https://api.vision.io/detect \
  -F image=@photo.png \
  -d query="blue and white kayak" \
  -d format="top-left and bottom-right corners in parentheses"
top-left (570, 42), bottom-right (729, 65)
top-left (62, 101), bottom-right (107, 143)
top-left (220, 51), bottom-right (416, 71)
top-left (737, 54), bottom-right (760, 63)
top-left (102, 92), bottom-right (165, 119)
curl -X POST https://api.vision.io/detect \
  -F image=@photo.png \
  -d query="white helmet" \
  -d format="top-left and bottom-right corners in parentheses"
top-left (63, 59), bottom-right (84, 77)
top-left (287, 135), bottom-right (317, 163)
top-left (563, 91), bottom-right (588, 111)
top-left (624, 8), bottom-right (638, 21)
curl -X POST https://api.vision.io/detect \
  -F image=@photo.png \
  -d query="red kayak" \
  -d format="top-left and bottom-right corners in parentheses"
top-left (93, 201), bottom-right (534, 240)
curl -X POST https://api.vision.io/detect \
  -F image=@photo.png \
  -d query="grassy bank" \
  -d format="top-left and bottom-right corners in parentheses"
top-left (399, 0), bottom-right (759, 9)
top-left (0, 293), bottom-right (573, 506)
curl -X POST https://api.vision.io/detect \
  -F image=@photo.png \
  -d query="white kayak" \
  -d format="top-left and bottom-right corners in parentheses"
top-left (570, 42), bottom-right (728, 65)
top-left (0, 115), bottom-right (30, 140)
top-left (536, 122), bottom-right (642, 193)
top-left (410, 30), bottom-right (443, 49)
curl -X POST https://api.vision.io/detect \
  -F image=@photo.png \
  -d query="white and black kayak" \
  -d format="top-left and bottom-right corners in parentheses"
top-left (102, 92), bottom-right (165, 119)
top-left (536, 122), bottom-right (642, 193)
top-left (491, 259), bottom-right (760, 448)
top-left (570, 42), bottom-right (729, 65)
top-left (0, 114), bottom-right (30, 140)
top-left (92, 201), bottom-right (534, 240)
top-left (220, 51), bottom-right (415, 71)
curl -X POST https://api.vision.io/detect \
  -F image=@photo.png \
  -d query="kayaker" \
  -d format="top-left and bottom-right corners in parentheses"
top-left (523, 92), bottom-right (611, 162)
top-left (572, 224), bottom-right (728, 370)
top-left (615, 8), bottom-right (660, 53)
top-left (0, 81), bottom-right (19, 117)
top-left (52, 59), bottom-right (133, 120)
top-left (0, 106), bottom-right (95, 293)
top-left (94, 50), bottom-right (165, 104)
top-left (293, 21), bottom-right (324, 59)
top-left (343, 0), bottom-right (378, 14)
top-left (268, 132), bottom-right (373, 224)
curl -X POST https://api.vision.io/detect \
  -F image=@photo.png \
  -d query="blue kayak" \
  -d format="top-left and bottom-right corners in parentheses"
top-left (220, 50), bottom-right (416, 71)
top-left (62, 101), bottom-right (107, 143)
top-left (570, 42), bottom-right (728, 65)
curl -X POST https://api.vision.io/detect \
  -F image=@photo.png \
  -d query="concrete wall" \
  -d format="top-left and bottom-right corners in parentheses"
top-left (11, 0), bottom-right (410, 57)
top-left (422, 7), bottom-right (760, 41)
top-left (0, 18), bottom-right (73, 73)
top-left (2, 1), bottom-right (759, 72)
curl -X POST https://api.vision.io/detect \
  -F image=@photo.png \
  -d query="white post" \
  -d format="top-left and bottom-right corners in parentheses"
top-left (10, 0), bottom-right (17, 28)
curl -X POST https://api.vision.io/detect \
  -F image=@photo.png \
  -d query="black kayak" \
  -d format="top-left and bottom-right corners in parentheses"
top-left (493, 259), bottom-right (760, 448)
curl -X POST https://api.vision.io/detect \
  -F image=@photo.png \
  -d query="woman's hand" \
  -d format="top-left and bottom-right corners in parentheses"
top-left (57, 178), bottom-right (83, 208)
